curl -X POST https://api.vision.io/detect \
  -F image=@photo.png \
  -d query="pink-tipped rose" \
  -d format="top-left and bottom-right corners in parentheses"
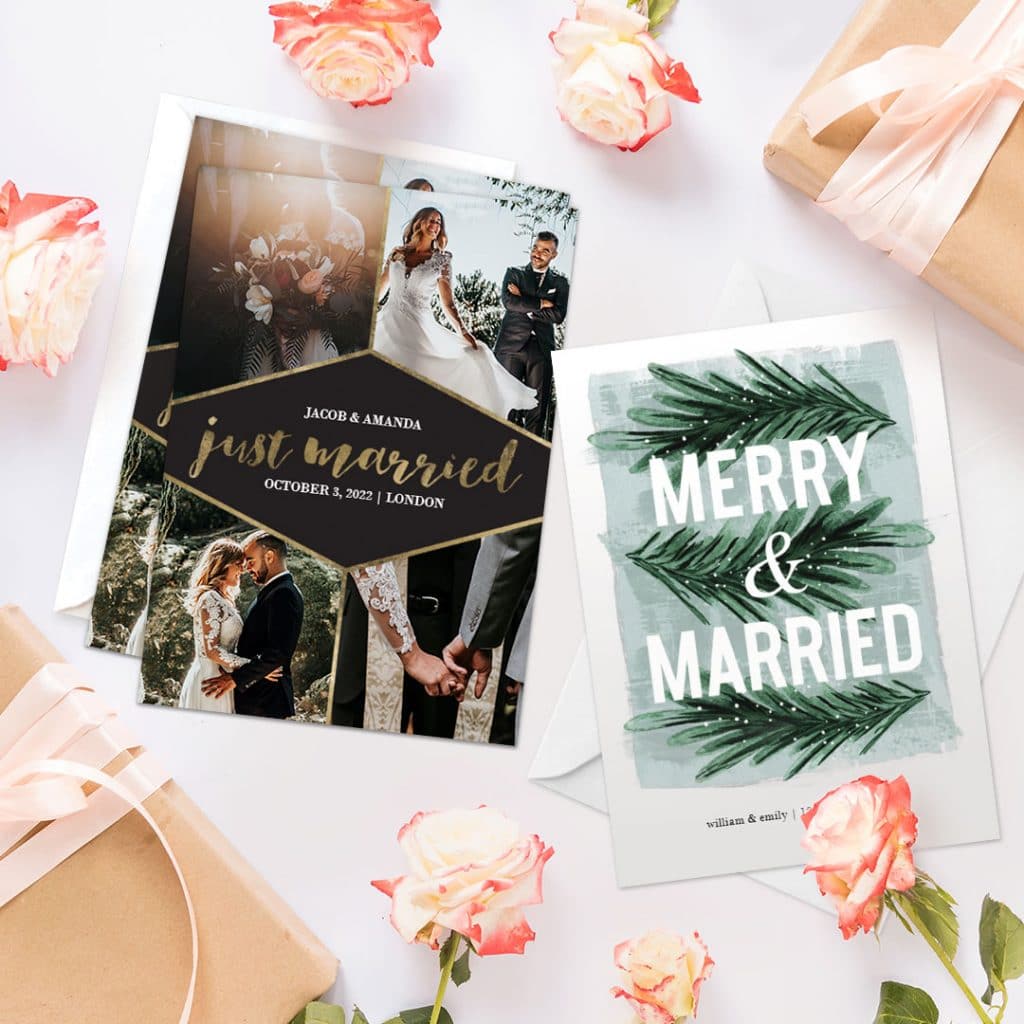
top-left (270, 0), bottom-right (441, 107)
top-left (372, 807), bottom-right (554, 956)
top-left (549, 0), bottom-right (700, 152)
top-left (612, 929), bottom-right (714, 1023)
top-left (0, 180), bottom-right (105, 376)
top-left (802, 775), bottom-right (918, 939)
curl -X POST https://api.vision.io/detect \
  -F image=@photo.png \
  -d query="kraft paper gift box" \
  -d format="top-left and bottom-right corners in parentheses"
top-left (764, 0), bottom-right (1024, 351)
top-left (0, 605), bottom-right (337, 1023)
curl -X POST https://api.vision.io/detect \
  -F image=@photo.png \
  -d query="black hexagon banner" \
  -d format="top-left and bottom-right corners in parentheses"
top-left (163, 353), bottom-right (551, 568)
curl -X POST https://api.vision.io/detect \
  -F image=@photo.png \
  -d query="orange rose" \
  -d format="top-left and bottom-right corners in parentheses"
top-left (297, 269), bottom-right (325, 294)
top-left (269, 0), bottom-right (441, 107)
top-left (611, 929), bottom-right (714, 1023)
top-left (802, 775), bottom-right (918, 939)
top-left (0, 180), bottom-right (105, 376)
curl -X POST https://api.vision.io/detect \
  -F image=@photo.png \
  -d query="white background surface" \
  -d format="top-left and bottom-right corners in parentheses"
top-left (2, 2), bottom-right (1024, 1021)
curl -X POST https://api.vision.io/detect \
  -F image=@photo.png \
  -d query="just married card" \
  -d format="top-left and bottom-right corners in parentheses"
top-left (127, 163), bottom-right (576, 741)
top-left (61, 96), bottom-right (581, 742)
top-left (554, 307), bottom-right (998, 885)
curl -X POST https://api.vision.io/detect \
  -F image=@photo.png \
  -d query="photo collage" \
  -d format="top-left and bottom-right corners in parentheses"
top-left (88, 112), bottom-right (578, 745)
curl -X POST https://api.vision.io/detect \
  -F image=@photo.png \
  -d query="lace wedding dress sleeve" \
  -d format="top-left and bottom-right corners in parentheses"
top-left (351, 563), bottom-right (416, 654)
top-left (195, 591), bottom-right (249, 670)
top-left (436, 250), bottom-right (453, 282)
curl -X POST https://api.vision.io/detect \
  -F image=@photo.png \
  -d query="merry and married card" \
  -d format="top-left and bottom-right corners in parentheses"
top-left (554, 307), bottom-right (998, 885)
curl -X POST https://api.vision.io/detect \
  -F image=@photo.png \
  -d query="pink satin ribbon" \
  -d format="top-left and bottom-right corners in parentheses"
top-left (0, 662), bottom-right (197, 1023)
top-left (799, 0), bottom-right (1024, 274)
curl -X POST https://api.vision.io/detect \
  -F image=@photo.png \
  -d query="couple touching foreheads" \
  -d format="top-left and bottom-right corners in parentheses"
top-left (178, 530), bottom-right (302, 718)
top-left (177, 529), bottom-right (503, 721)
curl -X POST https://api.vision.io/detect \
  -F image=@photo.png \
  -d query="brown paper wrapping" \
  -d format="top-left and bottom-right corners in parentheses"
top-left (764, 0), bottom-right (1024, 350)
top-left (0, 605), bottom-right (337, 1023)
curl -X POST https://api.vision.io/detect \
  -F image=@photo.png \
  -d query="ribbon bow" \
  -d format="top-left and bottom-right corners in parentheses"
top-left (799, 0), bottom-right (1024, 274)
top-left (0, 663), bottom-right (197, 1023)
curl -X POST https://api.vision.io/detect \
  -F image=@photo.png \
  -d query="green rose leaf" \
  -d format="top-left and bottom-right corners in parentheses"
top-left (979, 895), bottom-right (1024, 1004)
top-left (291, 1002), bottom-right (346, 1024)
top-left (399, 1008), bottom-right (454, 1024)
top-left (872, 981), bottom-right (939, 1024)
top-left (439, 932), bottom-right (459, 969)
top-left (898, 878), bottom-right (959, 960)
top-left (645, 0), bottom-right (679, 31)
top-left (451, 946), bottom-right (472, 988)
top-left (626, 0), bottom-right (679, 33)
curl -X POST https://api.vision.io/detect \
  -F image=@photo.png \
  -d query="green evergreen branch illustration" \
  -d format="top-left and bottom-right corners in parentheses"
top-left (589, 350), bottom-right (895, 474)
top-left (627, 479), bottom-right (933, 625)
top-left (625, 680), bottom-right (928, 781)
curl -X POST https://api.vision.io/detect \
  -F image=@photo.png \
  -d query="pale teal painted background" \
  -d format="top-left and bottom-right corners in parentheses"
top-left (588, 340), bottom-right (957, 789)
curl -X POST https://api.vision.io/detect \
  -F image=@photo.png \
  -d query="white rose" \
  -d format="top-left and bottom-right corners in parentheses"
top-left (550, 0), bottom-right (700, 151)
top-left (0, 180), bottom-right (105, 376)
top-left (372, 807), bottom-right (554, 956)
top-left (245, 284), bottom-right (274, 324)
top-left (612, 929), bottom-right (714, 1022)
top-left (249, 236), bottom-right (271, 260)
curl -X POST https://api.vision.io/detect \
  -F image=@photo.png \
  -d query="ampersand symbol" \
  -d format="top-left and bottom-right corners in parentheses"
top-left (744, 531), bottom-right (808, 599)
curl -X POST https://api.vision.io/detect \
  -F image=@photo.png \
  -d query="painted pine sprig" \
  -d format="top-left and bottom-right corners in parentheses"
top-left (627, 480), bottom-right (934, 625)
top-left (625, 680), bottom-right (928, 781)
top-left (589, 350), bottom-right (895, 474)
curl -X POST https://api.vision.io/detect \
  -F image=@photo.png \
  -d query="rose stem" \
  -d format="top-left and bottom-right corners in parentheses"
top-left (430, 933), bottom-right (461, 1024)
top-left (893, 894), bottom-right (991, 1024)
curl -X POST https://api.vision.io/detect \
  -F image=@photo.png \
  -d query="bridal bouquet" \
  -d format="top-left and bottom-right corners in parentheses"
top-left (803, 775), bottom-right (1024, 1023)
top-left (213, 223), bottom-right (365, 375)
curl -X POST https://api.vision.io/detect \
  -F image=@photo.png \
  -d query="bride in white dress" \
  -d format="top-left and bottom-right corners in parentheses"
top-left (175, 537), bottom-right (460, 715)
top-left (373, 206), bottom-right (538, 418)
top-left (177, 538), bottom-right (280, 714)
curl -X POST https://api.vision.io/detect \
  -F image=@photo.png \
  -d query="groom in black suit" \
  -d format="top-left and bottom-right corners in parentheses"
top-left (495, 231), bottom-right (570, 439)
top-left (202, 531), bottom-right (304, 718)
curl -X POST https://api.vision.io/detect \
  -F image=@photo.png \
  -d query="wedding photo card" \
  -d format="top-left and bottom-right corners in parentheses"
top-left (554, 307), bottom-right (998, 884)
top-left (117, 163), bottom-right (577, 742)
top-left (57, 95), bottom-right (516, 622)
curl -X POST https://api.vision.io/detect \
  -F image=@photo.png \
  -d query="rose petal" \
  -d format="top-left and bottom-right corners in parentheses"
top-left (470, 906), bottom-right (537, 955)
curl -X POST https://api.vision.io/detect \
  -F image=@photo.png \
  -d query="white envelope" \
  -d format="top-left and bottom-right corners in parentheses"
top-left (54, 94), bottom-right (516, 618)
top-left (530, 261), bottom-right (1024, 903)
